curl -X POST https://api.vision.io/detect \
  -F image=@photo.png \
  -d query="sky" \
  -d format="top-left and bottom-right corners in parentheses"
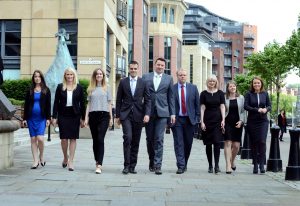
top-left (185, 0), bottom-right (300, 83)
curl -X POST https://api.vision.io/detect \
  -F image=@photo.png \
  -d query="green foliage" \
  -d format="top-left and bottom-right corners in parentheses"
top-left (285, 29), bottom-right (300, 72)
top-left (79, 79), bottom-right (89, 106)
top-left (8, 98), bottom-right (24, 106)
top-left (234, 74), bottom-right (254, 95)
top-left (270, 93), bottom-right (296, 118)
top-left (0, 79), bottom-right (31, 101)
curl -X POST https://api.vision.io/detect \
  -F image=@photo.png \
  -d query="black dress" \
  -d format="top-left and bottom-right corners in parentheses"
top-left (53, 84), bottom-right (85, 139)
top-left (224, 99), bottom-right (243, 142)
top-left (200, 90), bottom-right (225, 145)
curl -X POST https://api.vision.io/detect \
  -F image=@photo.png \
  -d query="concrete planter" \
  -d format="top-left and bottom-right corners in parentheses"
top-left (0, 120), bottom-right (20, 170)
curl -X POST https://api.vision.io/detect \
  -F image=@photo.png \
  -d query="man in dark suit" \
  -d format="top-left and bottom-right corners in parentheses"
top-left (142, 57), bottom-right (175, 175)
top-left (115, 60), bottom-right (151, 174)
top-left (171, 69), bottom-right (200, 174)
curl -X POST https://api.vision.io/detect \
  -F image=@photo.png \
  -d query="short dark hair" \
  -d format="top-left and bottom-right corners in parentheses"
top-left (155, 57), bottom-right (166, 64)
top-left (129, 60), bottom-right (139, 66)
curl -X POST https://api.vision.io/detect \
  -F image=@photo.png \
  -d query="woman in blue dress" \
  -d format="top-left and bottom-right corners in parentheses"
top-left (23, 70), bottom-right (51, 169)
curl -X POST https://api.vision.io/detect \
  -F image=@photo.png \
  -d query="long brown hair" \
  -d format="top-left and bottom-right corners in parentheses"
top-left (225, 81), bottom-right (240, 99)
top-left (87, 67), bottom-right (107, 95)
top-left (30, 70), bottom-right (48, 95)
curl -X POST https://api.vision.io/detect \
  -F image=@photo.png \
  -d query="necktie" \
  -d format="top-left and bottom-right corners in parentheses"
top-left (130, 79), bottom-right (136, 96)
top-left (181, 84), bottom-right (186, 115)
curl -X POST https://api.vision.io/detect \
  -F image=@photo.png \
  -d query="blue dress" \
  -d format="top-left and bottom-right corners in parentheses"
top-left (27, 92), bottom-right (46, 137)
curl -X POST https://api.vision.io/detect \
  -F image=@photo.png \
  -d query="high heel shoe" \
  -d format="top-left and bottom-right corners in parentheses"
top-left (260, 164), bottom-right (265, 174)
top-left (40, 159), bottom-right (46, 167)
top-left (62, 161), bottom-right (68, 168)
top-left (214, 166), bottom-right (220, 174)
top-left (31, 163), bottom-right (39, 169)
top-left (208, 166), bottom-right (213, 173)
top-left (231, 166), bottom-right (236, 171)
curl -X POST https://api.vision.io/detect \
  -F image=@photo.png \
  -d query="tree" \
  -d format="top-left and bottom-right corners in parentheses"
top-left (244, 42), bottom-right (291, 116)
top-left (285, 26), bottom-right (300, 73)
top-left (234, 74), bottom-right (254, 95)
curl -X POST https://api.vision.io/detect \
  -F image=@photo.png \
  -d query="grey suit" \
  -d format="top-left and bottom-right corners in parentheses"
top-left (142, 72), bottom-right (175, 170)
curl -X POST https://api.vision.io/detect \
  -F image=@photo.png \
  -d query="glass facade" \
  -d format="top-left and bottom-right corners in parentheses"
top-left (58, 19), bottom-right (78, 68)
top-left (164, 37), bottom-right (171, 75)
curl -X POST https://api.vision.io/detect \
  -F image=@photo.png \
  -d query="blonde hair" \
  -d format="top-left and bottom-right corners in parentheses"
top-left (87, 67), bottom-right (107, 95)
top-left (62, 67), bottom-right (78, 91)
top-left (206, 75), bottom-right (219, 89)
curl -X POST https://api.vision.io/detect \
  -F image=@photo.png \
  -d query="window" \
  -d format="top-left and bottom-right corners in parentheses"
top-left (162, 7), bottom-right (167, 23)
top-left (190, 55), bottom-right (193, 83)
top-left (169, 8), bottom-right (175, 24)
top-left (149, 36), bottom-right (154, 73)
top-left (150, 6), bottom-right (157, 22)
top-left (164, 37), bottom-right (171, 75)
top-left (177, 40), bottom-right (182, 69)
top-left (58, 19), bottom-right (78, 67)
top-left (0, 20), bottom-right (21, 79)
top-left (106, 30), bottom-right (111, 77)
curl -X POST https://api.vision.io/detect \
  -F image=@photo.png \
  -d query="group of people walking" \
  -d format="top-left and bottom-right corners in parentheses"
top-left (22, 57), bottom-right (272, 175)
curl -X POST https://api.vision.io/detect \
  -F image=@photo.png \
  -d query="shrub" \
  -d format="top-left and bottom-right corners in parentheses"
top-left (0, 79), bottom-right (31, 101)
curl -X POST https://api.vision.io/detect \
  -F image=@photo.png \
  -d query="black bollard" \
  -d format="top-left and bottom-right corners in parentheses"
top-left (241, 125), bottom-right (252, 159)
top-left (47, 124), bottom-right (51, 142)
top-left (267, 127), bottom-right (282, 172)
top-left (285, 129), bottom-right (300, 180)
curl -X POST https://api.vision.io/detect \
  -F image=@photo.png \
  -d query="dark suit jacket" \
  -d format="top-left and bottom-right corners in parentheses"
top-left (116, 77), bottom-right (151, 122)
top-left (52, 83), bottom-right (85, 119)
top-left (173, 83), bottom-right (200, 125)
top-left (23, 88), bottom-right (51, 121)
top-left (244, 91), bottom-right (271, 121)
top-left (142, 72), bottom-right (175, 118)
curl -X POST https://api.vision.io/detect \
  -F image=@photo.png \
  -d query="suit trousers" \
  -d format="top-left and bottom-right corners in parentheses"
top-left (89, 111), bottom-right (110, 165)
top-left (121, 115), bottom-right (143, 169)
top-left (145, 115), bottom-right (168, 168)
top-left (171, 117), bottom-right (195, 169)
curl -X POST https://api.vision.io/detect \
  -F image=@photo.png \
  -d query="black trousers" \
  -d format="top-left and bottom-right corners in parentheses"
top-left (121, 114), bottom-right (143, 169)
top-left (89, 111), bottom-right (110, 165)
top-left (251, 140), bottom-right (266, 167)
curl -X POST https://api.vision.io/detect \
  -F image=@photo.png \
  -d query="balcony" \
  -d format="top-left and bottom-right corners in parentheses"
top-left (117, 0), bottom-right (127, 27)
top-left (244, 34), bottom-right (255, 40)
top-left (244, 51), bottom-right (253, 57)
top-left (244, 43), bottom-right (255, 49)
top-left (116, 55), bottom-right (126, 78)
top-left (212, 59), bottom-right (218, 65)
top-left (224, 49), bottom-right (232, 55)
top-left (224, 61), bottom-right (232, 67)
top-left (224, 71), bottom-right (232, 78)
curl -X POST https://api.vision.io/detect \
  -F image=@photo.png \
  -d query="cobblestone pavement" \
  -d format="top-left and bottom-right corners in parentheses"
top-left (0, 128), bottom-right (299, 206)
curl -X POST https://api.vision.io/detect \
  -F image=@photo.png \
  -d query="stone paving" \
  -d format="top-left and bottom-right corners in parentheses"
top-left (0, 128), bottom-right (299, 206)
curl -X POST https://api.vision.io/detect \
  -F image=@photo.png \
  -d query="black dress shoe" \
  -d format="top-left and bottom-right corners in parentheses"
top-left (155, 168), bottom-right (162, 175)
top-left (260, 165), bottom-right (265, 174)
top-left (226, 171), bottom-right (232, 174)
top-left (208, 166), bottom-right (213, 173)
top-left (68, 168), bottom-right (74, 171)
top-left (149, 166), bottom-right (155, 172)
top-left (253, 165), bottom-right (258, 174)
top-left (122, 167), bottom-right (129, 174)
top-left (129, 168), bottom-right (137, 174)
top-left (31, 163), bottom-right (39, 169)
top-left (214, 167), bottom-right (220, 174)
top-left (176, 168), bottom-right (184, 174)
